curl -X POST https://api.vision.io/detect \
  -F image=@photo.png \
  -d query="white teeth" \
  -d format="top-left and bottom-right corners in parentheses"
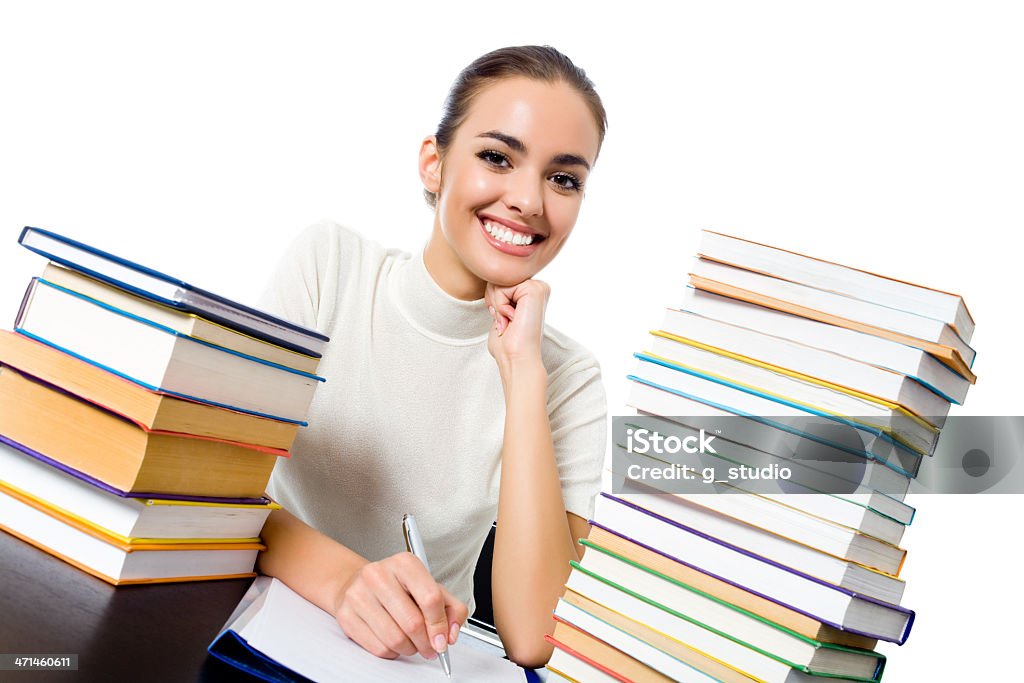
top-left (483, 220), bottom-right (535, 246)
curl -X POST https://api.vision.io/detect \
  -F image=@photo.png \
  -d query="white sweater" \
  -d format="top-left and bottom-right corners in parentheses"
top-left (259, 222), bottom-right (607, 613)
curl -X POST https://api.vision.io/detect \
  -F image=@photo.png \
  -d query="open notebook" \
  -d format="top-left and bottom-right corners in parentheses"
top-left (209, 577), bottom-right (527, 682)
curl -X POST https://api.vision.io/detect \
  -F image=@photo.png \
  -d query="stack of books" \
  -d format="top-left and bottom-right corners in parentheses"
top-left (547, 231), bottom-right (977, 682)
top-left (0, 227), bottom-right (329, 585)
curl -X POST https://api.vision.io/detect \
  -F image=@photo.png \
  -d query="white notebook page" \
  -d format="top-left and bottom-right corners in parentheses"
top-left (231, 577), bottom-right (524, 682)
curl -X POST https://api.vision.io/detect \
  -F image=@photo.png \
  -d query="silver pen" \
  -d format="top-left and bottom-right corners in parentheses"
top-left (402, 513), bottom-right (452, 678)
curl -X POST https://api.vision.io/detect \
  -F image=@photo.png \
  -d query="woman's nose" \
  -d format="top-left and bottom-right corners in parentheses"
top-left (503, 172), bottom-right (544, 218)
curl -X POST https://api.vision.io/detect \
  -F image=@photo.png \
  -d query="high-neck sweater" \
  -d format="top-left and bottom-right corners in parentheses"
top-left (259, 222), bottom-right (606, 614)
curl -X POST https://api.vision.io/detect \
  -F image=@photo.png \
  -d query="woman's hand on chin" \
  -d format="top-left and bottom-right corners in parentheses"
top-left (485, 279), bottom-right (550, 379)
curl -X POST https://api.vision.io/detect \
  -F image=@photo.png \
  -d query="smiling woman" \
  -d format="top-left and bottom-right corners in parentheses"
top-left (422, 76), bottom-right (602, 298)
top-left (254, 46), bottom-right (609, 670)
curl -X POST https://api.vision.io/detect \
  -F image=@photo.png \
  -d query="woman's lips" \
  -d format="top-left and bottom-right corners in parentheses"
top-left (479, 215), bottom-right (543, 256)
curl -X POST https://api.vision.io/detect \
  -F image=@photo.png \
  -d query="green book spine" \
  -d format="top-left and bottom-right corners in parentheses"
top-left (574, 539), bottom-right (886, 682)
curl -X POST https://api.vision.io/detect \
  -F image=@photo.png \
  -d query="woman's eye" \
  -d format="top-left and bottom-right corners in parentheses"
top-left (478, 150), bottom-right (511, 168)
top-left (550, 172), bottom-right (583, 192)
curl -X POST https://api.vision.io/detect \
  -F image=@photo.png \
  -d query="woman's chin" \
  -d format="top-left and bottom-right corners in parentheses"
top-left (477, 262), bottom-right (537, 288)
top-left (469, 255), bottom-right (537, 288)
top-left (487, 276), bottom-right (530, 289)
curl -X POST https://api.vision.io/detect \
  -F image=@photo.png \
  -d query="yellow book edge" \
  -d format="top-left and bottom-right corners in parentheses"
top-left (562, 587), bottom-right (764, 683)
top-left (0, 480), bottom-right (265, 551)
top-left (706, 482), bottom-right (908, 575)
top-left (544, 665), bottom-right (581, 683)
top-left (652, 328), bottom-right (941, 430)
top-left (726, 484), bottom-right (908, 557)
top-left (689, 274), bottom-right (977, 383)
top-left (611, 450), bottom-right (908, 573)
top-left (43, 264), bottom-right (321, 366)
top-left (0, 522), bottom-right (255, 586)
top-left (142, 497), bottom-right (281, 510)
top-left (615, 478), bottom-right (906, 579)
top-left (640, 349), bottom-right (933, 456)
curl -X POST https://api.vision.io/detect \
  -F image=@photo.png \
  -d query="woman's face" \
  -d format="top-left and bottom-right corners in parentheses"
top-left (425, 77), bottom-right (601, 291)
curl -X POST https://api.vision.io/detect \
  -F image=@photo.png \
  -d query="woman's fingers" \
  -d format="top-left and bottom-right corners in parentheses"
top-left (487, 280), bottom-right (551, 348)
top-left (337, 608), bottom-right (401, 660)
top-left (487, 286), bottom-right (513, 333)
top-left (362, 557), bottom-right (438, 663)
top-left (396, 552), bottom-right (467, 656)
top-left (441, 585), bottom-right (470, 644)
top-left (487, 281), bottom-right (514, 310)
top-left (497, 303), bottom-right (516, 330)
top-left (486, 283), bottom-right (523, 335)
top-left (347, 565), bottom-right (422, 657)
top-left (487, 305), bottom-right (507, 334)
top-left (335, 552), bottom-right (468, 662)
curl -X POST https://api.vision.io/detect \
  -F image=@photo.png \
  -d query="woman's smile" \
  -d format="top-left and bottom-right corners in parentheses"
top-left (478, 212), bottom-right (545, 256)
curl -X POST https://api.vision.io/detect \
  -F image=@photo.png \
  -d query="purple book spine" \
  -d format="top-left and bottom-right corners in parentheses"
top-left (594, 492), bottom-right (915, 644)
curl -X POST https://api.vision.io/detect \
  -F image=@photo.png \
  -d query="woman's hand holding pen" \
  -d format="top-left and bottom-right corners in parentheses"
top-left (333, 552), bottom-right (467, 662)
top-left (486, 279), bottom-right (550, 379)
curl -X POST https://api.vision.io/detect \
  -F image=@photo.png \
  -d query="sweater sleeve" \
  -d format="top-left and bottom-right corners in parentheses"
top-left (546, 351), bottom-right (608, 522)
top-left (257, 221), bottom-right (369, 336)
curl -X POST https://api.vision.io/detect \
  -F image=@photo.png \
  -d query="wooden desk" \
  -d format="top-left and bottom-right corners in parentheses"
top-left (0, 527), bottom-right (543, 682)
top-left (0, 530), bottom-right (258, 682)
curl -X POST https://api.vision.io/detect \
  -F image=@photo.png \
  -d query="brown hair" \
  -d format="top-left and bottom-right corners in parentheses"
top-left (425, 45), bottom-right (607, 207)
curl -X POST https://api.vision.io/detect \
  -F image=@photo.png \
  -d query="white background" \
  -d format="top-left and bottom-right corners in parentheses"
top-left (1, 2), bottom-right (1021, 679)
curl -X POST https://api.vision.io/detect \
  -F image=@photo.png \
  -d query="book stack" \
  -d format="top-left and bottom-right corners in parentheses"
top-left (0, 227), bottom-right (329, 585)
top-left (548, 231), bottom-right (977, 682)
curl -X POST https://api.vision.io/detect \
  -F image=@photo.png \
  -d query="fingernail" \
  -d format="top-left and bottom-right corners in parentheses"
top-left (449, 621), bottom-right (460, 643)
top-left (488, 306), bottom-right (495, 318)
top-left (433, 634), bottom-right (447, 653)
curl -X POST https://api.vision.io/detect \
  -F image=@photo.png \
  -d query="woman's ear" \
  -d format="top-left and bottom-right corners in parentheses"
top-left (419, 136), bottom-right (442, 195)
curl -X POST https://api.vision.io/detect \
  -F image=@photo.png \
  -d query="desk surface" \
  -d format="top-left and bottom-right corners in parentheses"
top-left (0, 530), bottom-right (259, 682)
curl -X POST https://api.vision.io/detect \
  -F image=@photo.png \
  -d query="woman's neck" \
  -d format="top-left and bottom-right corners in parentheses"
top-left (423, 223), bottom-right (487, 301)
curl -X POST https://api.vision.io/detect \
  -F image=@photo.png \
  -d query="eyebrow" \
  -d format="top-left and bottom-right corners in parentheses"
top-left (551, 153), bottom-right (591, 171)
top-left (476, 130), bottom-right (592, 171)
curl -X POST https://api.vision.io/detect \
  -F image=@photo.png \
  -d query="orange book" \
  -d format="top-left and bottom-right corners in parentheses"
top-left (689, 274), bottom-right (976, 383)
top-left (697, 230), bottom-right (975, 340)
top-left (0, 330), bottom-right (299, 450)
top-left (560, 590), bottom-right (758, 683)
top-left (0, 364), bottom-right (281, 498)
top-left (546, 622), bottom-right (672, 683)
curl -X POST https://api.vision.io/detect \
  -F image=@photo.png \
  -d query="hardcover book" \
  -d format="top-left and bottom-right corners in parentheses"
top-left (0, 365), bottom-right (283, 498)
top-left (18, 226), bottom-right (330, 357)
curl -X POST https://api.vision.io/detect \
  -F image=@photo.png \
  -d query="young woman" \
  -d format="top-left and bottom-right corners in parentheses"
top-left (256, 45), bottom-right (608, 669)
